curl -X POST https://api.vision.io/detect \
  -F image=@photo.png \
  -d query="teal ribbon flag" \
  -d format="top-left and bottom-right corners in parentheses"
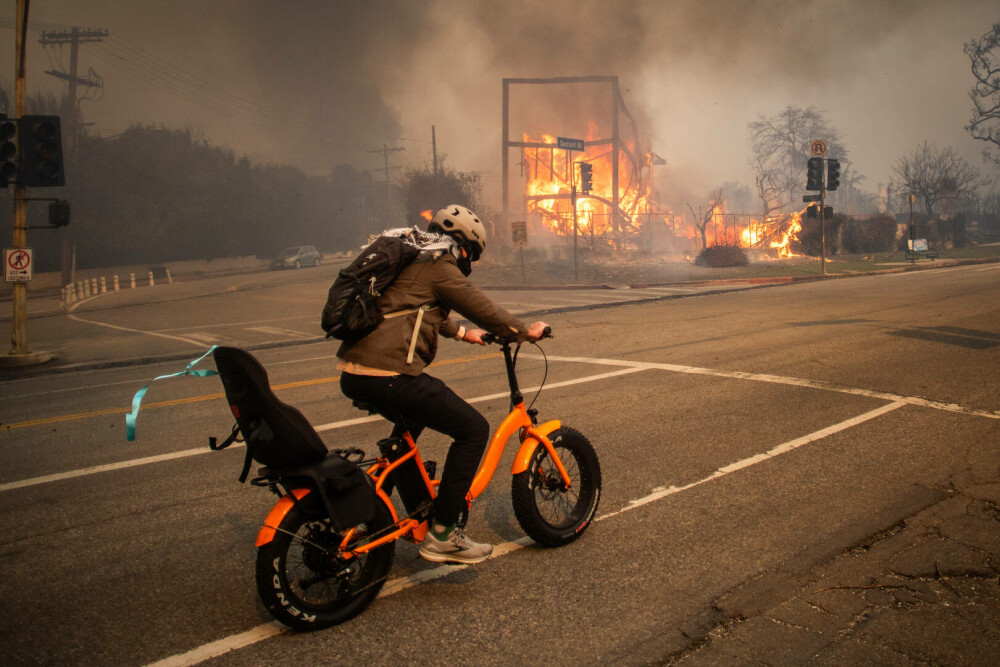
top-left (125, 346), bottom-right (219, 441)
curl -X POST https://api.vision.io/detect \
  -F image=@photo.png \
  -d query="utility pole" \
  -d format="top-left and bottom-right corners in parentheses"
top-left (10, 0), bottom-right (28, 358)
top-left (4, 0), bottom-right (52, 366)
top-left (431, 126), bottom-right (438, 177)
top-left (367, 144), bottom-right (404, 199)
top-left (39, 27), bottom-right (107, 151)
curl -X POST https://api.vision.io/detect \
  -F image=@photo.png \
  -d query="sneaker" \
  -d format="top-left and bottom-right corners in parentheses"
top-left (419, 526), bottom-right (493, 564)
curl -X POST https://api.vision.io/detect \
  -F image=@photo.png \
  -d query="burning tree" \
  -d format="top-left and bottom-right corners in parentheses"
top-left (689, 188), bottom-right (806, 260)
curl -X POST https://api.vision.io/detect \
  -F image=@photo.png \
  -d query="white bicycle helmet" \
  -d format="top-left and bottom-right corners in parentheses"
top-left (429, 204), bottom-right (486, 256)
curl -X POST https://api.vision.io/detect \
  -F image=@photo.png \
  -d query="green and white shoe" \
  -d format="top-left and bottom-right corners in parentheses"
top-left (419, 524), bottom-right (493, 564)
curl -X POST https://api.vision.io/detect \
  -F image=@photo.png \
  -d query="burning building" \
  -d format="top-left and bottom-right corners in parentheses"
top-left (500, 75), bottom-right (805, 259)
top-left (501, 75), bottom-right (670, 251)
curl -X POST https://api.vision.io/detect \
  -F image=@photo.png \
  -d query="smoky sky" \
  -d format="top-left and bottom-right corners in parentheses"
top-left (2, 0), bottom-right (998, 210)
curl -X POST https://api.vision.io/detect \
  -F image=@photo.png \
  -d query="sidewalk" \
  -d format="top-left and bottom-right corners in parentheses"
top-left (664, 461), bottom-right (1000, 664)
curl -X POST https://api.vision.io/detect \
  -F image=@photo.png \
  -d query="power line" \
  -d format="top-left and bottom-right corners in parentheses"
top-left (2, 18), bottom-right (321, 143)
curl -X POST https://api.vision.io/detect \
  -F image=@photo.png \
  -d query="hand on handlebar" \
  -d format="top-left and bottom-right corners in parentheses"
top-left (463, 328), bottom-right (489, 345)
top-left (527, 321), bottom-right (551, 341)
top-left (477, 322), bottom-right (551, 345)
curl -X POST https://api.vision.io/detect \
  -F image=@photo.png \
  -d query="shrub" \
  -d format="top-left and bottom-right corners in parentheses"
top-left (797, 215), bottom-right (843, 256)
top-left (841, 215), bottom-right (897, 254)
top-left (695, 245), bottom-right (749, 267)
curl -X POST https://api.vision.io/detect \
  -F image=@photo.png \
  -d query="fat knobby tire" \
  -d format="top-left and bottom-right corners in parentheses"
top-left (511, 427), bottom-right (601, 547)
top-left (255, 496), bottom-right (395, 630)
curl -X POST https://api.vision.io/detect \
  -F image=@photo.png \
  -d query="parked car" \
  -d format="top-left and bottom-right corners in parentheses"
top-left (270, 245), bottom-right (321, 270)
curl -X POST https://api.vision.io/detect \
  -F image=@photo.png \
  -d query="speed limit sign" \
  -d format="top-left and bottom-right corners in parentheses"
top-left (810, 140), bottom-right (827, 157)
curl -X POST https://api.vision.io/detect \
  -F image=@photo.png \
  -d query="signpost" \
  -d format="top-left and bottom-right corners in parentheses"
top-left (805, 141), bottom-right (832, 275)
top-left (511, 220), bottom-right (528, 282)
top-left (556, 137), bottom-right (586, 283)
top-left (557, 136), bottom-right (585, 152)
top-left (4, 247), bottom-right (33, 283)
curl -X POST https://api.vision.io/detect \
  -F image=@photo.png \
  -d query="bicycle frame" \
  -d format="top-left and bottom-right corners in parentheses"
top-left (256, 338), bottom-right (573, 557)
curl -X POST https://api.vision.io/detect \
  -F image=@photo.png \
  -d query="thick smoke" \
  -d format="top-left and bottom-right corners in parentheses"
top-left (3, 0), bottom-right (997, 205)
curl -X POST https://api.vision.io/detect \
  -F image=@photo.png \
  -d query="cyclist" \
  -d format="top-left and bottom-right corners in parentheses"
top-left (337, 205), bottom-right (549, 564)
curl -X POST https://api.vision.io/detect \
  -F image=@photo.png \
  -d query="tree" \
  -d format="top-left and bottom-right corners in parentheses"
top-left (400, 164), bottom-right (484, 227)
top-left (748, 106), bottom-right (847, 217)
top-left (890, 141), bottom-right (986, 216)
top-left (687, 188), bottom-right (722, 250)
top-left (965, 21), bottom-right (1000, 167)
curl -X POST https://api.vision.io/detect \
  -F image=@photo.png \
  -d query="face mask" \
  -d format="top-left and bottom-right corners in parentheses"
top-left (457, 254), bottom-right (473, 276)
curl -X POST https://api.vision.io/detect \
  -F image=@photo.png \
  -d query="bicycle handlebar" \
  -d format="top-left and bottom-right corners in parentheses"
top-left (481, 325), bottom-right (551, 345)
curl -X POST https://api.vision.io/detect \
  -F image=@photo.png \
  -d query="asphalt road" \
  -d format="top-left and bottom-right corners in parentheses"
top-left (1, 262), bottom-right (998, 665)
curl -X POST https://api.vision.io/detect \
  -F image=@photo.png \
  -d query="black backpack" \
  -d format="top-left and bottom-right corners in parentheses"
top-left (321, 234), bottom-right (421, 341)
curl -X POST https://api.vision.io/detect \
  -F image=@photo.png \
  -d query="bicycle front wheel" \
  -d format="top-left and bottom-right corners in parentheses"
top-left (255, 495), bottom-right (395, 631)
top-left (512, 427), bottom-right (601, 547)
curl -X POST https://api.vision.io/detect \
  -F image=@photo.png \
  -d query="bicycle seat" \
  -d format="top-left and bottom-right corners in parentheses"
top-left (213, 346), bottom-right (327, 468)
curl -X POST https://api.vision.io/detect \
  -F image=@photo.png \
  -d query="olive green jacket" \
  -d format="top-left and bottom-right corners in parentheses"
top-left (336, 252), bottom-right (527, 375)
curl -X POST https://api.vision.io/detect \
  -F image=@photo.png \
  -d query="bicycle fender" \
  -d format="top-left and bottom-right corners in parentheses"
top-left (511, 420), bottom-right (561, 475)
top-left (255, 488), bottom-right (311, 547)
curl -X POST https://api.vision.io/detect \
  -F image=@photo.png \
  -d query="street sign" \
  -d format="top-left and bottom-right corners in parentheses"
top-left (511, 220), bottom-right (528, 247)
top-left (802, 194), bottom-right (822, 202)
top-left (557, 136), bottom-right (585, 152)
top-left (5, 247), bottom-right (33, 283)
top-left (810, 140), bottom-right (827, 156)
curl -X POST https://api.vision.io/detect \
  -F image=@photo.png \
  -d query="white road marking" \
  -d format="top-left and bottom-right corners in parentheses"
top-left (598, 400), bottom-right (908, 520)
top-left (144, 399), bottom-right (909, 666)
top-left (146, 623), bottom-right (285, 667)
top-left (246, 326), bottom-right (313, 339)
top-left (183, 333), bottom-right (244, 345)
top-left (0, 446), bottom-right (244, 492)
top-left (66, 312), bottom-right (206, 347)
top-left (538, 355), bottom-right (1000, 420)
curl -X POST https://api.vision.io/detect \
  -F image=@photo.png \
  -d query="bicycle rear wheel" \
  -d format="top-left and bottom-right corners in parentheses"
top-left (511, 427), bottom-right (601, 547)
top-left (255, 495), bottom-right (395, 630)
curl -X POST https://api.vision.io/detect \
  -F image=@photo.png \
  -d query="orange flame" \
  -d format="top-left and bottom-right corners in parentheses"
top-left (700, 202), bottom-right (805, 258)
top-left (521, 127), bottom-right (807, 258)
top-left (420, 209), bottom-right (433, 222)
top-left (521, 130), bottom-right (658, 243)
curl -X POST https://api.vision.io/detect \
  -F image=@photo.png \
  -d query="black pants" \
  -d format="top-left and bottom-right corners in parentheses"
top-left (340, 372), bottom-right (490, 526)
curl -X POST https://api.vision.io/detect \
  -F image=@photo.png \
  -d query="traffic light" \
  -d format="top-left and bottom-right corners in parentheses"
top-left (826, 159), bottom-right (840, 191)
top-left (579, 162), bottom-right (593, 194)
top-left (0, 114), bottom-right (17, 188)
top-left (17, 115), bottom-right (65, 187)
top-left (49, 200), bottom-right (71, 227)
top-left (806, 205), bottom-right (834, 219)
top-left (806, 157), bottom-right (823, 191)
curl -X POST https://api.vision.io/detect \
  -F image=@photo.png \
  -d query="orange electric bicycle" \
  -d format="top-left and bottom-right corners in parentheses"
top-left (210, 329), bottom-right (601, 630)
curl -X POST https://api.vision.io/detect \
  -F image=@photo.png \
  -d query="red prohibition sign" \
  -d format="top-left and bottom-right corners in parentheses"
top-left (8, 249), bottom-right (31, 270)
top-left (810, 140), bottom-right (827, 157)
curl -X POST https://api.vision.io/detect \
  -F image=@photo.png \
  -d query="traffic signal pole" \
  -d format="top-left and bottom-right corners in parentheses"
top-left (572, 180), bottom-right (578, 283)
top-left (11, 0), bottom-right (28, 356)
top-left (4, 0), bottom-right (53, 366)
top-left (820, 187), bottom-right (827, 276)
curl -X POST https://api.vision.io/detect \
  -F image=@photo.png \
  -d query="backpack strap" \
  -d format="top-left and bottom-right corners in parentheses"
top-left (208, 422), bottom-right (242, 450)
top-left (382, 304), bottom-right (438, 365)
